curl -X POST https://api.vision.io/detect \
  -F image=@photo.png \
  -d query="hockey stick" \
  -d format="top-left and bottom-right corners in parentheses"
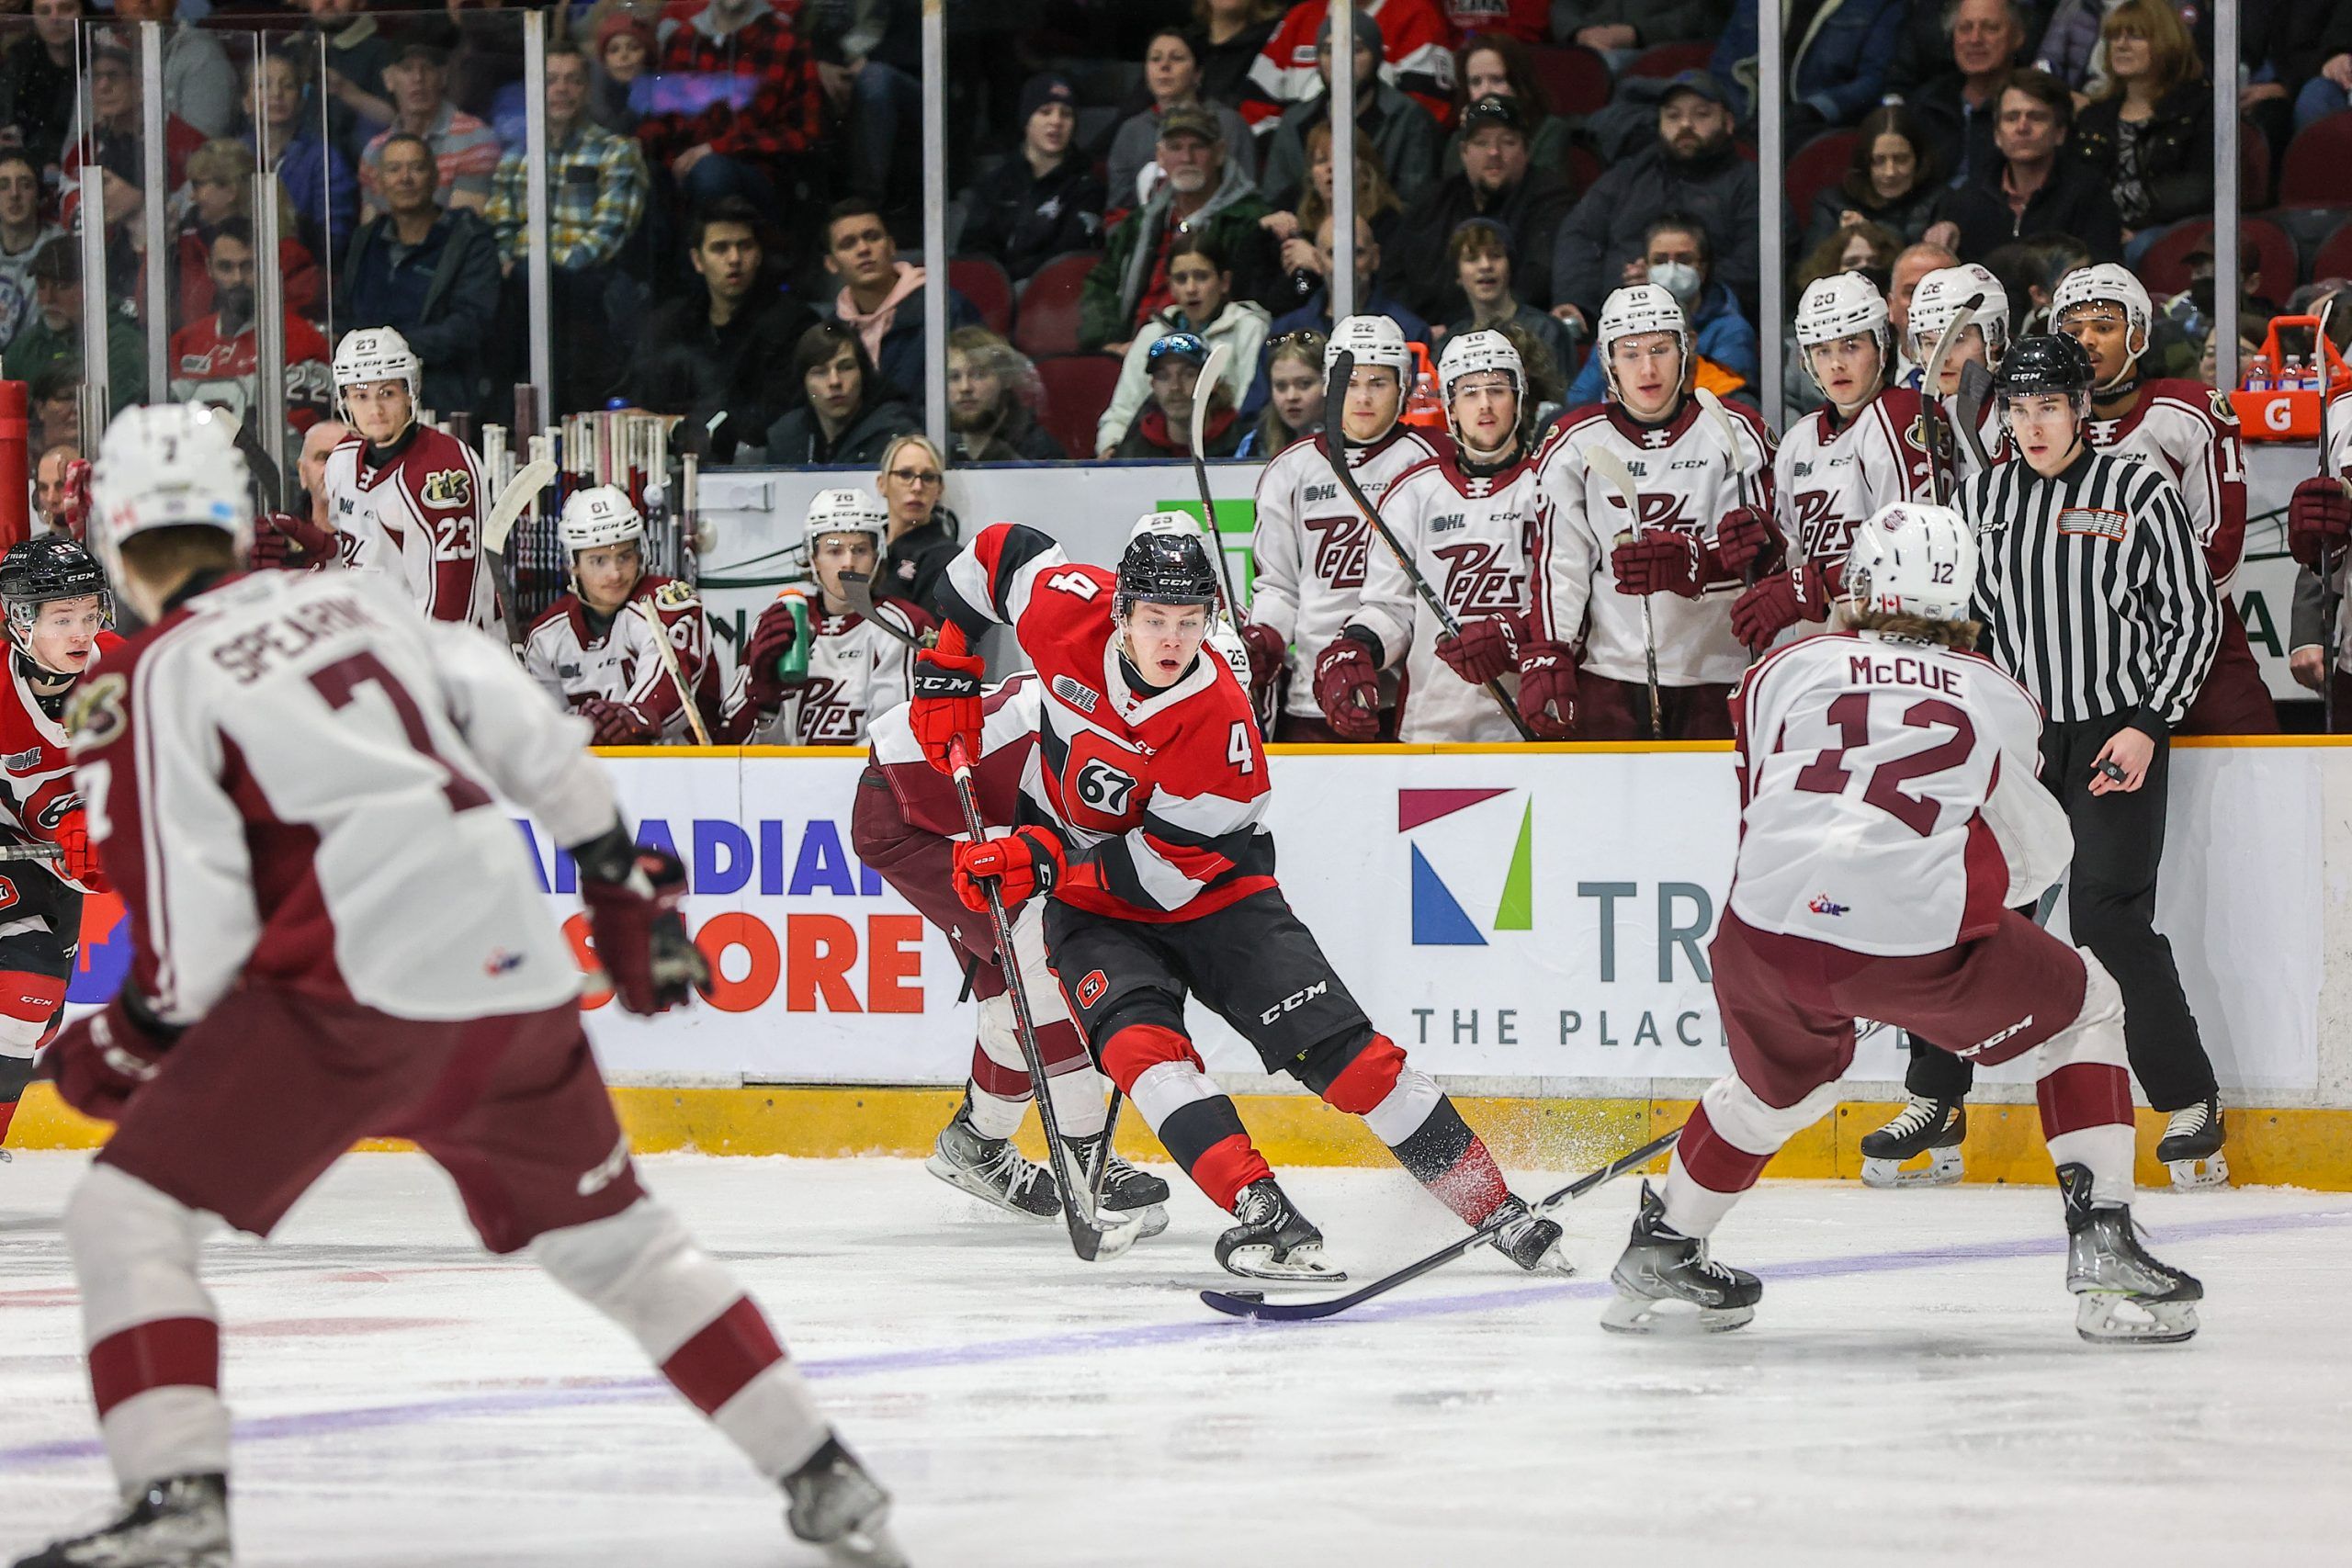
top-left (947, 738), bottom-right (1138, 1263)
top-left (1915, 294), bottom-right (1984, 506)
top-left (1322, 351), bottom-right (1538, 741)
top-left (838, 570), bottom-right (927, 649)
top-left (638, 599), bottom-right (715, 747)
top-left (1200, 1126), bottom-right (1681, 1322)
top-left (0, 841), bottom-right (61, 863)
top-left (1690, 386), bottom-right (1761, 583)
top-left (1583, 445), bottom-right (1664, 739)
top-left (1188, 343), bottom-right (1278, 734)
top-left (2319, 296), bottom-right (2345, 735)
top-left (1952, 359), bottom-right (1996, 472)
top-left (483, 456), bottom-right (560, 555)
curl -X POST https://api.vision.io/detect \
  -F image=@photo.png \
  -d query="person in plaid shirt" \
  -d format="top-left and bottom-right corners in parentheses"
top-left (634, 0), bottom-right (830, 217)
top-left (358, 39), bottom-right (503, 216)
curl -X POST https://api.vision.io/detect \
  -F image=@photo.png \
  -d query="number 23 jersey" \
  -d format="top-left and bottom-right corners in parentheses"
top-left (320, 424), bottom-right (498, 635)
top-left (936, 523), bottom-right (1275, 924)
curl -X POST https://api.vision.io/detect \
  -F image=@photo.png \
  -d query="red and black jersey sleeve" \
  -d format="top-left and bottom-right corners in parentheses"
top-left (936, 522), bottom-right (1105, 649)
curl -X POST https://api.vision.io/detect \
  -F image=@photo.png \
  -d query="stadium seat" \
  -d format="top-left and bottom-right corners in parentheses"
top-left (1033, 354), bottom-right (1122, 459)
top-left (1622, 42), bottom-right (1715, 81)
top-left (2137, 219), bottom-right (2299, 300)
top-left (1012, 251), bottom-right (1098, 359)
top-left (2280, 111), bottom-right (2352, 208)
top-left (1784, 130), bottom-right (1859, 225)
top-left (1525, 44), bottom-right (1611, 117)
top-left (2241, 119), bottom-right (2272, 211)
top-left (2315, 218), bottom-right (2352, 284)
top-left (949, 255), bottom-right (1013, 337)
top-left (1566, 143), bottom-right (1603, 192)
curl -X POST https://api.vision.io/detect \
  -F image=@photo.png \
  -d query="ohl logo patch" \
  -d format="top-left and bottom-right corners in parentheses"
top-left (1399, 789), bottom-right (1532, 946)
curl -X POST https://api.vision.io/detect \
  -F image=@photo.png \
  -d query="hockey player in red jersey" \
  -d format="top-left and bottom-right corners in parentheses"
top-left (911, 514), bottom-right (1570, 1280)
top-left (1603, 502), bottom-right (2203, 1345)
top-left (11, 405), bottom-right (903, 1568)
top-left (2052, 263), bottom-right (2274, 735)
top-left (1905, 263), bottom-right (2011, 479)
top-left (316, 327), bottom-right (500, 633)
top-left (522, 484), bottom-right (726, 744)
top-left (1730, 273), bottom-right (1937, 651)
top-left (0, 538), bottom-right (121, 1157)
top-left (1533, 283), bottom-right (1776, 739)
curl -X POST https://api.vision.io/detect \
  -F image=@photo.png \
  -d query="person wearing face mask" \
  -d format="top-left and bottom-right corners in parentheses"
top-left (1534, 284), bottom-right (1776, 740)
top-left (166, 219), bottom-right (337, 454)
top-left (1564, 216), bottom-right (1756, 407)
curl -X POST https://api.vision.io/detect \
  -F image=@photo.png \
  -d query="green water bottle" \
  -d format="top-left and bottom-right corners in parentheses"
top-left (776, 592), bottom-right (812, 683)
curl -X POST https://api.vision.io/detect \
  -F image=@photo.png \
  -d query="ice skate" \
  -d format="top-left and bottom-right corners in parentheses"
top-left (924, 1099), bottom-right (1059, 1219)
top-left (12, 1472), bottom-right (230, 1568)
top-left (782, 1436), bottom-right (909, 1568)
top-left (1064, 1133), bottom-right (1170, 1238)
top-left (2156, 1096), bottom-right (2228, 1190)
top-left (1600, 1181), bottom-right (1761, 1335)
top-left (1487, 1195), bottom-right (1575, 1276)
top-left (2058, 1164), bottom-right (2201, 1344)
top-left (1216, 1179), bottom-right (1344, 1281)
top-left (1859, 1095), bottom-right (1966, 1188)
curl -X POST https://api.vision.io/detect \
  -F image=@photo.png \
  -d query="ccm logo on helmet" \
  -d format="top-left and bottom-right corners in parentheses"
top-left (1260, 980), bottom-right (1329, 1026)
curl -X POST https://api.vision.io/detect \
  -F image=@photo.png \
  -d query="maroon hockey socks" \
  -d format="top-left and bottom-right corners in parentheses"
top-left (1099, 1022), bottom-right (1272, 1211)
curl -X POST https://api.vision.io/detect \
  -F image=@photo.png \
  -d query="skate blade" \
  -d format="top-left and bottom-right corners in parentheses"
top-left (816, 1515), bottom-right (910, 1568)
top-left (1103, 1201), bottom-right (1170, 1240)
top-left (2166, 1153), bottom-right (2229, 1191)
top-left (1600, 1292), bottom-right (1754, 1336)
top-left (1221, 1243), bottom-right (1347, 1282)
top-left (923, 1152), bottom-right (1059, 1221)
top-left (2074, 1293), bottom-right (2199, 1345)
top-left (1860, 1148), bottom-right (1963, 1190)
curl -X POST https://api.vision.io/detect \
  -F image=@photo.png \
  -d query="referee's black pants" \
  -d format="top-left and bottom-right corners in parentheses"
top-left (1905, 709), bottom-right (2218, 1111)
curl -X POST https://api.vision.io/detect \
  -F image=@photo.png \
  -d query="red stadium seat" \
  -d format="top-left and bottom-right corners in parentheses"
top-left (1784, 130), bottom-right (1859, 226)
top-left (2280, 111), bottom-right (2352, 208)
top-left (1525, 44), bottom-right (1612, 117)
top-left (2240, 118), bottom-right (2272, 211)
top-left (2137, 219), bottom-right (2299, 300)
top-left (1622, 42), bottom-right (1714, 81)
top-left (1566, 143), bottom-right (1602, 192)
top-left (1012, 251), bottom-right (1099, 359)
top-left (2315, 218), bottom-right (2352, 284)
top-left (1032, 355), bottom-right (1122, 460)
top-left (948, 255), bottom-right (1013, 337)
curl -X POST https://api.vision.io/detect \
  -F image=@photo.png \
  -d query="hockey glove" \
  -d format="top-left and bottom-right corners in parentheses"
top-left (578, 695), bottom-right (660, 745)
top-left (743, 596), bottom-right (808, 710)
top-left (48, 988), bottom-right (181, 1122)
top-left (910, 644), bottom-right (987, 775)
top-left (1611, 532), bottom-right (1706, 599)
top-left (952, 825), bottom-right (1068, 913)
top-left (1435, 613), bottom-right (1521, 685)
top-left (571, 826), bottom-right (710, 1015)
top-left (2288, 474), bottom-right (2352, 570)
top-left (250, 509), bottom-right (341, 571)
top-left (1312, 632), bottom-right (1383, 740)
top-left (1713, 505), bottom-right (1774, 576)
top-left (1238, 622), bottom-right (1288, 692)
top-left (53, 812), bottom-right (108, 893)
top-left (1516, 641), bottom-right (1578, 739)
top-left (1729, 564), bottom-right (1832, 651)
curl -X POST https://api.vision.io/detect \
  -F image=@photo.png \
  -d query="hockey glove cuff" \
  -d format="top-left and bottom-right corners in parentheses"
top-left (952, 825), bottom-right (1067, 913)
top-left (571, 825), bottom-right (710, 1015)
top-left (1611, 532), bottom-right (1706, 599)
top-left (48, 988), bottom-right (181, 1122)
top-left (2288, 475), bottom-right (2352, 570)
top-left (1516, 641), bottom-right (1578, 739)
top-left (1435, 613), bottom-right (1521, 684)
top-left (1238, 622), bottom-right (1288, 691)
top-left (910, 647), bottom-right (988, 774)
top-left (1312, 630), bottom-right (1383, 740)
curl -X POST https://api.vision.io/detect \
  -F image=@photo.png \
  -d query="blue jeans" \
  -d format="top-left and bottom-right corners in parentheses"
top-left (2296, 76), bottom-right (2349, 132)
top-left (850, 61), bottom-right (922, 209)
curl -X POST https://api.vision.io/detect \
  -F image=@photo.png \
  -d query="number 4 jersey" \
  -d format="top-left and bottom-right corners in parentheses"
top-left (935, 523), bottom-right (1276, 924)
top-left (1729, 628), bottom-right (2071, 957)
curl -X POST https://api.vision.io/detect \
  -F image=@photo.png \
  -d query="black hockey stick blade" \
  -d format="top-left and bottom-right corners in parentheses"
top-left (1952, 359), bottom-right (1996, 471)
top-left (1200, 1126), bottom-right (1681, 1322)
top-left (836, 571), bottom-right (925, 649)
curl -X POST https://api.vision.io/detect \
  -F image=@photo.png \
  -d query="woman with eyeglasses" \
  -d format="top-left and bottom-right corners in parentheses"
top-left (762, 321), bottom-right (921, 468)
top-left (1234, 329), bottom-right (1326, 457)
top-left (872, 433), bottom-right (965, 616)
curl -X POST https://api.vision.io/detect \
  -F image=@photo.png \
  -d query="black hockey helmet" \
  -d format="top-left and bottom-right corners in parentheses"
top-left (1114, 514), bottom-right (1220, 622)
top-left (1996, 333), bottom-right (2095, 402)
top-left (0, 536), bottom-right (113, 642)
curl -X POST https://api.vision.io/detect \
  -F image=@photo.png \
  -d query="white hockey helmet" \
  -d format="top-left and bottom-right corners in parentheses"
top-left (1437, 328), bottom-right (1524, 450)
top-left (1795, 272), bottom-right (1891, 350)
top-left (1596, 283), bottom-right (1690, 401)
top-left (1844, 502), bottom-right (1976, 624)
top-left (332, 326), bottom-right (421, 417)
top-left (89, 402), bottom-right (254, 589)
top-left (802, 487), bottom-right (888, 554)
top-left (2050, 262), bottom-right (2152, 363)
top-left (1129, 508), bottom-right (1204, 544)
top-left (1907, 263), bottom-right (2010, 367)
top-left (1325, 313), bottom-right (1414, 379)
top-left (560, 484), bottom-right (646, 555)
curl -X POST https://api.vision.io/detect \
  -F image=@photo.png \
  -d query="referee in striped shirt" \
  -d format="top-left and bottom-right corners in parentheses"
top-left (1900, 334), bottom-right (2225, 1171)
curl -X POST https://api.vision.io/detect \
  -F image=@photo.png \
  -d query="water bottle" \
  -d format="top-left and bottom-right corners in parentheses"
top-left (776, 592), bottom-right (812, 683)
top-left (2245, 358), bottom-right (2272, 393)
top-left (2282, 355), bottom-right (2304, 392)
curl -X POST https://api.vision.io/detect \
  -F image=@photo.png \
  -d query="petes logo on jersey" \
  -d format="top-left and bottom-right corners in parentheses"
top-left (421, 468), bottom-right (472, 508)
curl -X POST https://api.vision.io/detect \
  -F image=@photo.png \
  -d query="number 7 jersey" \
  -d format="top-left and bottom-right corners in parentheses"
top-left (935, 522), bottom-right (1276, 924)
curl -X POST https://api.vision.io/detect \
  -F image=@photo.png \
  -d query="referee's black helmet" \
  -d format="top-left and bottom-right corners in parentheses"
top-left (1996, 333), bottom-right (2095, 400)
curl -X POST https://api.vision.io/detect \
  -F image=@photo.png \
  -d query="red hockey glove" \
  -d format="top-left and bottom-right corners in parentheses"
top-left (48, 990), bottom-right (179, 1122)
top-left (2288, 474), bottom-right (2352, 570)
top-left (910, 645), bottom-right (987, 774)
top-left (743, 597), bottom-right (808, 709)
top-left (1516, 640), bottom-right (1578, 739)
top-left (1713, 505), bottom-right (1774, 575)
top-left (1730, 564), bottom-right (1832, 651)
top-left (1611, 532), bottom-right (1705, 599)
top-left (952, 825), bottom-right (1068, 913)
top-left (571, 829), bottom-right (710, 1015)
top-left (1312, 635), bottom-right (1382, 740)
top-left (578, 695), bottom-right (660, 745)
top-left (53, 812), bottom-right (108, 893)
top-left (1435, 613), bottom-right (1521, 685)
top-left (1238, 622), bottom-right (1287, 691)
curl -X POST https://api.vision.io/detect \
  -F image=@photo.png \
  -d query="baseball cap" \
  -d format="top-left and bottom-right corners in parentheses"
top-left (1158, 104), bottom-right (1222, 146)
top-left (1660, 70), bottom-right (1731, 109)
top-left (1148, 332), bottom-right (1209, 368)
top-left (1316, 9), bottom-right (1385, 57)
top-left (28, 235), bottom-right (79, 284)
top-left (1460, 95), bottom-right (1529, 138)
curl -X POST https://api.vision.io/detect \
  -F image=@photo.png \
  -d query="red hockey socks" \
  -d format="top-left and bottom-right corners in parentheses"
top-left (1100, 1023), bottom-right (1271, 1211)
top-left (1319, 1036), bottom-right (1510, 1225)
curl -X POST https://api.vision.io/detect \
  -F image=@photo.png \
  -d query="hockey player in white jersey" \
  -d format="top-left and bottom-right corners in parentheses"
top-left (1602, 502), bottom-right (2202, 1345)
top-left (1906, 262), bottom-right (2010, 479)
top-left (2052, 262), bottom-right (2274, 735)
top-left (316, 327), bottom-right (500, 634)
top-left (11, 403), bottom-right (904, 1568)
top-left (1246, 316), bottom-right (1439, 740)
top-left (719, 489), bottom-right (922, 746)
top-left (2287, 380), bottom-right (2352, 717)
top-left (1533, 284), bottom-right (1775, 739)
top-left (521, 484), bottom-right (726, 744)
top-left (1729, 273), bottom-right (1937, 652)
top-left (1314, 329), bottom-right (1549, 742)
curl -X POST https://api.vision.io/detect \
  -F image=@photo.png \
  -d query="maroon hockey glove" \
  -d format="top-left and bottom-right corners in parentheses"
top-left (53, 812), bottom-right (108, 893)
top-left (1729, 564), bottom-right (1832, 651)
top-left (1238, 622), bottom-right (1287, 691)
top-left (48, 991), bottom-right (179, 1122)
top-left (953, 825), bottom-right (1067, 913)
top-left (59, 457), bottom-right (91, 539)
top-left (1611, 532), bottom-right (1705, 599)
top-left (1312, 635), bottom-right (1382, 740)
top-left (1435, 613), bottom-right (1521, 685)
top-left (2288, 474), bottom-right (2352, 570)
top-left (743, 597), bottom-right (807, 709)
top-left (1516, 640), bottom-right (1578, 739)
top-left (250, 510), bottom-right (340, 571)
top-left (910, 646), bottom-right (987, 774)
top-left (1713, 505), bottom-right (1774, 575)
top-left (578, 695), bottom-right (661, 745)
top-left (572, 829), bottom-right (710, 1015)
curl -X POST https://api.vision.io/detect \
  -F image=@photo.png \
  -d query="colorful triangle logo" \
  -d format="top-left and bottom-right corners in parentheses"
top-left (1409, 845), bottom-right (1486, 945)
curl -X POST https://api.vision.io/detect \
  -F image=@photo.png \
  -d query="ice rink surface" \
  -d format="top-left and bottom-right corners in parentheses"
top-left (5, 1149), bottom-right (2349, 1568)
